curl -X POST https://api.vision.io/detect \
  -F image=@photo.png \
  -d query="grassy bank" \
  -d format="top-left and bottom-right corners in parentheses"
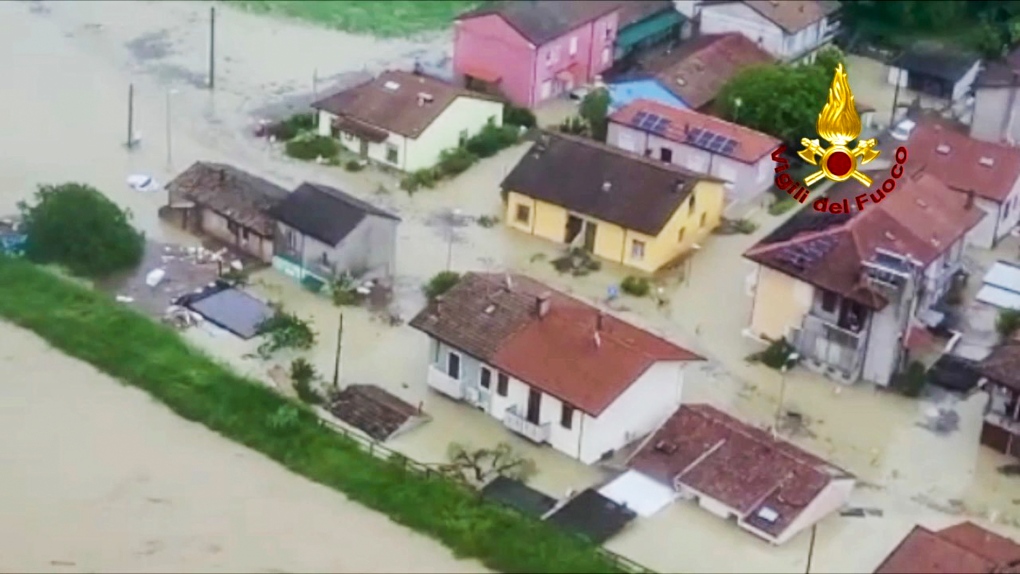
top-left (228, 0), bottom-right (480, 37)
top-left (0, 257), bottom-right (625, 574)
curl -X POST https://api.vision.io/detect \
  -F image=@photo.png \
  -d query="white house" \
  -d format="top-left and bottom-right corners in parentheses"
top-left (681, 0), bottom-right (841, 64)
top-left (886, 44), bottom-right (981, 114)
top-left (970, 49), bottom-right (1020, 145)
top-left (311, 70), bottom-right (504, 173)
top-left (408, 272), bottom-right (703, 465)
top-left (624, 403), bottom-right (855, 544)
top-left (606, 98), bottom-right (780, 207)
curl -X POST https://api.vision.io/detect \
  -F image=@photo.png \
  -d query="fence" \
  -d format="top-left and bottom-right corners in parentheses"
top-left (315, 416), bottom-right (657, 574)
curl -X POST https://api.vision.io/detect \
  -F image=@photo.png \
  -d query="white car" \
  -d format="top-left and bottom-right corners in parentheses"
top-left (889, 119), bottom-right (916, 142)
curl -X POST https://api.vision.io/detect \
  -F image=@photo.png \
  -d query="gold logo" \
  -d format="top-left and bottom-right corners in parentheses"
top-left (798, 64), bottom-right (880, 187)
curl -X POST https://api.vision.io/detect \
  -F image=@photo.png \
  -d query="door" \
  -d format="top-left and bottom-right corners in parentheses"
top-left (470, 366), bottom-right (492, 410)
top-left (660, 147), bottom-right (673, 163)
top-left (447, 352), bottom-right (461, 380)
top-left (565, 215), bottom-right (583, 244)
top-left (358, 138), bottom-right (369, 158)
top-left (583, 221), bottom-right (597, 252)
top-left (526, 388), bottom-right (541, 424)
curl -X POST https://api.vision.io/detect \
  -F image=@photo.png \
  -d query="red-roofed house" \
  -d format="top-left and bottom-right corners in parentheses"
top-left (409, 272), bottom-right (703, 464)
top-left (874, 521), bottom-right (1020, 573)
top-left (743, 172), bottom-right (983, 386)
top-left (625, 403), bottom-right (854, 544)
top-left (607, 99), bottom-right (780, 206)
top-left (897, 118), bottom-right (1020, 248)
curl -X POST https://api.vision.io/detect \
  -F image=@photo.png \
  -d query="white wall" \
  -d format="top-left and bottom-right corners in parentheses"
top-left (966, 195), bottom-right (1002, 249)
top-left (952, 61), bottom-right (982, 102)
top-left (697, 3), bottom-right (830, 62)
top-left (317, 108), bottom-right (412, 171)
top-left (764, 478), bottom-right (855, 545)
top-left (408, 96), bottom-right (504, 172)
top-left (578, 361), bottom-right (686, 464)
top-left (971, 86), bottom-right (1014, 144)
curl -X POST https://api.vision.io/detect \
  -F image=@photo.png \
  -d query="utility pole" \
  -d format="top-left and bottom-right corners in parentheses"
top-left (127, 83), bottom-right (135, 149)
top-left (331, 312), bottom-right (344, 391)
top-left (313, 68), bottom-right (319, 100)
top-left (805, 524), bottom-right (817, 574)
top-left (773, 352), bottom-right (800, 438)
top-left (165, 89), bottom-right (173, 167)
top-left (208, 7), bottom-right (216, 90)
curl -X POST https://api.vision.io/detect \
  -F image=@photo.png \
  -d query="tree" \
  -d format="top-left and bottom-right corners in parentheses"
top-left (18, 183), bottom-right (144, 278)
top-left (422, 271), bottom-right (460, 300)
top-left (441, 442), bottom-right (536, 487)
top-left (256, 309), bottom-right (317, 358)
top-left (716, 63), bottom-right (830, 144)
top-left (997, 308), bottom-right (1020, 340)
top-left (578, 87), bottom-right (611, 141)
top-left (813, 46), bottom-right (845, 76)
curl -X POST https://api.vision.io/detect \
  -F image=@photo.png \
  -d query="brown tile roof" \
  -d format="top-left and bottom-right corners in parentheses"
top-left (976, 342), bottom-right (1020, 393)
top-left (609, 99), bottom-right (780, 164)
top-left (500, 131), bottom-right (722, 236)
top-left (165, 162), bottom-right (289, 237)
top-left (327, 384), bottom-right (421, 442)
top-left (458, 1), bottom-right (620, 46)
top-left (744, 172), bottom-right (984, 310)
top-left (409, 273), bottom-right (702, 416)
top-left (640, 33), bottom-right (775, 109)
top-left (631, 404), bottom-right (849, 539)
top-left (904, 118), bottom-right (1020, 203)
top-left (702, 0), bottom-right (839, 34)
top-left (617, 0), bottom-right (674, 27)
top-left (311, 70), bottom-right (498, 140)
top-left (874, 522), bottom-right (1020, 573)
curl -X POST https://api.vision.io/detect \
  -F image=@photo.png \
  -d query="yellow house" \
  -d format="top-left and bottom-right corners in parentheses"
top-left (312, 70), bottom-right (504, 173)
top-left (500, 131), bottom-right (726, 273)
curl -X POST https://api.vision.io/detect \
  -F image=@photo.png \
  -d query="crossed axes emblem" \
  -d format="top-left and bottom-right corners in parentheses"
top-left (797, 138), bottom-right (881, 187)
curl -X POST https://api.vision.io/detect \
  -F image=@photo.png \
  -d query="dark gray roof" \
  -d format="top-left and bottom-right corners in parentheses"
top-left (458, 1), bottom-right (620, 46)
top-left (271, 183), bottom-right (399, 246)
top-left (545, 488), bottom-right (636, 544)
top-left (481, 477), bottom-right (557, 517)
top-left (896, 44), bottom-right (981, 83)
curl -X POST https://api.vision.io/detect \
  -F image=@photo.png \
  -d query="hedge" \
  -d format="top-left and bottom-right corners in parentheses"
top-left (0, 257), bottom-right (625, 574)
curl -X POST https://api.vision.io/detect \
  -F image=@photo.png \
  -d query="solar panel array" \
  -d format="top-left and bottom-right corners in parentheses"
top-left (774, 235), bottom-right (839, 271)
top-left (686, 127), bottom-right (739, 155)
top-left (632, 111), bottom-right (671, 134)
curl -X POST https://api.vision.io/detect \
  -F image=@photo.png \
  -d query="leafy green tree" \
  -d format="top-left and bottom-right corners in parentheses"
top-left (18, 183), bottom-right (145, 278)
top-left (578, 87), bottom-right (611, 141)
top-left (813, 46), bottom-right (845, 76)
top-left (716, 63), bottom-right (830, 144)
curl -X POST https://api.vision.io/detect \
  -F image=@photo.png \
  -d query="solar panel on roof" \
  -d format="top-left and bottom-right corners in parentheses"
top-left (687, 127), bottom-right (703, 141)
top-left (721, 140), bottom-right (738, 155)
top-left (651, 118), bottom-right (671, 134)
top-left (641, 113), bottom-right (663, 130)
top-left (633, 111), bottom-right (649, 127)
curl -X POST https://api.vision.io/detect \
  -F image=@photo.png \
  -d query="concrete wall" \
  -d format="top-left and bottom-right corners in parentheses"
top-left (697, 3), bottom-right (833, 63)
top-left (453, 14), bottom-right (536, 107)
top-left (607, 120), bottom-right (775, 205)
top-left (861, 297), bottom-right (904, 386)
top-left (276, 215), bottom-right (397, 282)
top-left (749, 265), bottom-right (815, 341)
top-left (198, 208), bottom-right (273, 262)
top-left (971, 86), bottom-right (1016, 144)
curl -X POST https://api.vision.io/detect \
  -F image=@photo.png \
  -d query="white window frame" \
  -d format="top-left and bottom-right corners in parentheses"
top-left (569, 36), bottom-right (578, 55)
top-left (385, 143), bottom-right (399, 164)
top-left (631, 240), bottom-right (646, 260)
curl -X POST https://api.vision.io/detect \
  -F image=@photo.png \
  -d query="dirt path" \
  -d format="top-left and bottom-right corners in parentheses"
top-left (0, 322), bottom-right (485, 574)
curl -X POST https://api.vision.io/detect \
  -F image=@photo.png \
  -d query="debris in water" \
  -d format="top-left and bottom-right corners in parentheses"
top-left (116, 295), bottom-right (134, 303)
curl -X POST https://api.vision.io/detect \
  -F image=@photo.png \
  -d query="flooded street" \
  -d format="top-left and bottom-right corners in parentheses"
top-left (3, 1), bottom-right (1020, 572)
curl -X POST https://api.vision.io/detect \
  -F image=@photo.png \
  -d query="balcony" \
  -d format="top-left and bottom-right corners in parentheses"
top-left (795, 314), bottom-right (867, 379)
top-left (427, 365), bottom-right (463, 400)
top-left (503, 405), bottom-right (551, 444)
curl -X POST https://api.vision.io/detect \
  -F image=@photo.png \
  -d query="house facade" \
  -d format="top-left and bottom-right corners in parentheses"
top-left (970, 48), bottom-right (1020, 145)
top-left (409, 273), bottom-right (702, 465)
top-left (312, 70), bottom-right (503, 173)
top-left (161, 162), bottom-right (289, 263)
top-left (453, 2), bottom-right (619, 108)
top-left (607, 99), bottom-right (780, 207)
top-left (693, 0), bottom-right (841, 64)
top-left (975, 342), bottom-right (1020, 460)
top-left (887, 45), bottom-right (981, 115)
top-left (501, 131), bottom-right (725, 273)
top-left (743, 172), bottom-right (983, 386)
top-left (270, 182), bottom-right (400, 286)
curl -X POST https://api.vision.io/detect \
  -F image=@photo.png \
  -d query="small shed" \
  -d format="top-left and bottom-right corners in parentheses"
top-left (480, 476), bottom-right (557, 518)
top-left (545, 488), bottom-right (636, 544)
top-left (888, 44), bottom-right (981, 102)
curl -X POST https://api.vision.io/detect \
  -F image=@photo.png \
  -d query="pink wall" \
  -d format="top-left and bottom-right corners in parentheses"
top-left (454, 11), bottom-right (620, 108)
top-left (453, 15), bottom-right (536, 107)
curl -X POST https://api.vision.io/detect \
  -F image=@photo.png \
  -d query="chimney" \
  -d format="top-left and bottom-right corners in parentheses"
top-left (596, 311), bottom-right (605, 331)
top-left (435, 295), bottom-right (443, 314)
top-left (602, 181), bottom-right (612, 192)
top-left (965, 189), bottom-right (975, 210)
top-left (536, 292), bottom-right (551, 318)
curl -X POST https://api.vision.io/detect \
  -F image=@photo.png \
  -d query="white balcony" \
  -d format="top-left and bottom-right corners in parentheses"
top-left (427, 365), bottom-right (463, 400)
top-left (503, 405), bottom-right (551, 444)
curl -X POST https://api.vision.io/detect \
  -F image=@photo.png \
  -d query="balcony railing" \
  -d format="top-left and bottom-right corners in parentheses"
top-left (427, 365), bottom-right (463, 400)
top-left (795, 314), bottom-right (867, 378)
top-left (503, 405), bottom-right (551, 444)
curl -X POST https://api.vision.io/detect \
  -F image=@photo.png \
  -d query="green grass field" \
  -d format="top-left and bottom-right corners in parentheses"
top-left (229, 0), bottom-right (481, 37)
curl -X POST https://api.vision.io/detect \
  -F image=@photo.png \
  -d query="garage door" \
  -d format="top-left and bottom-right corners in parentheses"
top-left (597, 470), bottom-right (677, 518)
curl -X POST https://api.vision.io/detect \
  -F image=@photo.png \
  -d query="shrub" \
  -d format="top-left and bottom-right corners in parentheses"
top-left (894, 360), bottom-right (927, 398)
top-left (18, 183), bottom-right (145, 278)
top-left (330, 274), bottom-right (363, 306)
top-left (290, 358), bottom-right (323, 405)
top-left (753, 338), bottom-right (798, 370)
top-left (768, 196), bottom-right (799, 216)
top-left (621, 276), bottom-right (651, 297)
top-left (400, 168), bottom-right (439, 193)
top-left (733, 219), bottom-right (759, 234)
top-left (269, 112), bottom-right (317, 141)
top-left (435, 147), bottom-right (477, 177)
top-left (423, 270), bottom-right (461, 300)
top-left (0, 258), bottom-right (624, 573)
top-left (503, 105), bottom-right (536, 128)
top-left (465, 124), bottom-right (520, 158)
top-left (558, 116), bottom-right (586, 135)
top-left (998, 308), bottom-right (1020, 339)
top-left (256, 310), bottom-right (317, 358)
top-left (285, 135), bottom-right (339, 161)
top-left (344, 159), bottom-right (365, 172)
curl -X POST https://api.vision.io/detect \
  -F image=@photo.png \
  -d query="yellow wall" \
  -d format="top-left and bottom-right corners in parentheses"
top-left (749, 264), bottom-right (815, 340)
top-left (504, 180), bottom-right (726, 272)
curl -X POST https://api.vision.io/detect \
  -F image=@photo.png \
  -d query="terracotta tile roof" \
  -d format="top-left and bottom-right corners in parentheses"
top-left (631, 404), bottom-right (849, 539)
top-left (327, 384), bottom-right (421, 442)
top-left (976, 342), bottom-right (1020, 393)
top-left (458, 1), bottom-right (619, 46)
top-left (640, 33), bottom-right (775, 109)
top-left (702, 0), bottom-right (839, 34)
top-left (311, 70), bottom-right (498, 139)
top-left (409, 273), bottom-right (702, 416)
top-left (904, 118), bottom-right (1020, 203)
top-left (609, 99), bottom-right (780, 164)
top-left (165, 161), bottom-right (289, 237)
top-left (501, 131), bottom-right (722, 236)
top-left (874, 522), bottom-right (1020, 573)
top-left (744, 172), bottom-right (984, 310)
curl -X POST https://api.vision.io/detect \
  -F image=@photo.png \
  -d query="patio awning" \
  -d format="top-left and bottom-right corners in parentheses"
top-left (462, 63), bottom-right (502, 84)
top-left (333, 116), bottom-right (389, 143)
top-left (616, 10), bottom-right (684, 51)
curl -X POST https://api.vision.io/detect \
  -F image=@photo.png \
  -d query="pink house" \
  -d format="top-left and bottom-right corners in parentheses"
top-left (453, 1), bottom-right (621, 108)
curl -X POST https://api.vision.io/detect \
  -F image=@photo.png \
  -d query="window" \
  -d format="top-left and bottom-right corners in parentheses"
top-left (497, 373), bottom-right (509, 396)
top-left (546, 47), bottom-right (559, 66)
top-left (386, 144), bottom-right (399, 164)
top-left (480, 367), bottom-right (491, 389)
top-left (631, 240), bottom-right (646, 260)
top-left (285, 229), bottom-right (298, 249)
top-left (1006, 201), bottom-right (1012, 220)
top-left (241, 228), bottom-right (250, 241)
top-left (541, 80), bottom-right (552, 100)
top-left (690, 194), bottom-right (697, 212)
top-left (700, 212), bottom-right (707, 228)
top-left (678, 227), bottom-right (685, 243)
top-left (320, 252), bottom-right (330, 265)
top-left (458, 129), bottom-right (469, 146)
top-left (343, 131), bottom-right (355, 141)
top-left (227, 221), bottom-right (239, 235)
top-left (561, 403), bottom-right (574, 429)
top-left (605, 27), bottom-right (613, 40)
top-left (569, 36), bottom-right (578, 55)
top-left (601, 46), bottom-right (611, 64)
top-left (447, 352), bottom-right (461, 380)
top-left (821, 290), bottom-right (837, 313)
top-left (659, 148), bottom-right (673, 163)
top-left (515, 204), bottom-right (531, 224)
